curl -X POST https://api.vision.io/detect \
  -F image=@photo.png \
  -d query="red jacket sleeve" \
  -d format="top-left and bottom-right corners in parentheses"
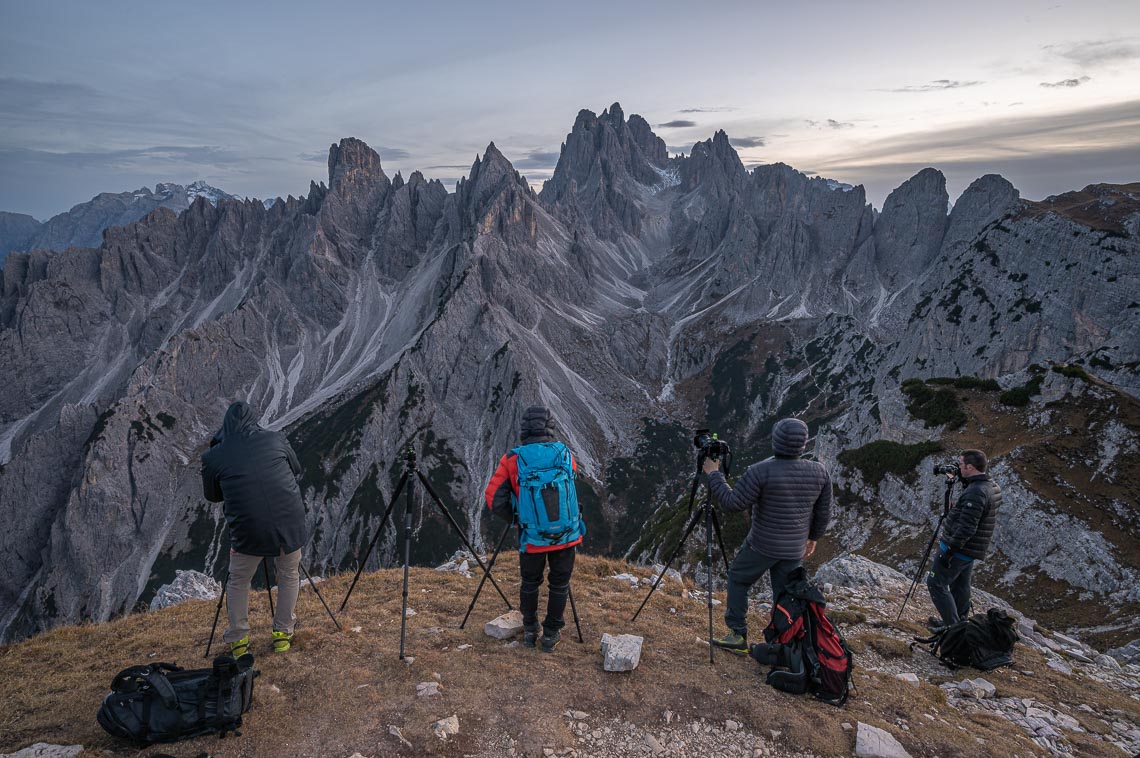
top-left (485, 454), bottom-right (519, 522)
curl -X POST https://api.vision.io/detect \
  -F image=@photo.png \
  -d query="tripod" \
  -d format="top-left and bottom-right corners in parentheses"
top-left (204, 553), bottom-right (342, 658)
top-left (632, 452), bottom-right (731, 663)
top-left (460, 522), bottom-right (584, 643)
top-left (338, 446), bottom-right (512, 659)
top-left (897, 475), bottom-right (957, 622)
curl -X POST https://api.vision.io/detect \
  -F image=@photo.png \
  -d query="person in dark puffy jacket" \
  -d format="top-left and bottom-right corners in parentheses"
top-left (484, 405), bottom-right (581, 653)
top-left (201, 401), bottom-right (307, 655)
top-left (926, 448), bottom-right (1002, 628)
top-left (702, 417), bottom-right (832, 654)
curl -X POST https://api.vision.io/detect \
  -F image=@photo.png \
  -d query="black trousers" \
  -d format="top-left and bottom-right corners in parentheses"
top-left (519, 546), bottom-right (575, 632)
top-left (926, 553), bottom-right (975, 625)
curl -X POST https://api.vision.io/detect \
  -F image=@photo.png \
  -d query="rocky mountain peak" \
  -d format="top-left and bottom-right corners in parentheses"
top-left (328, 137), bottom-right (388, 196)
top-left (873, 166), bottom-right (949, 286)
top-left (680, 130), bottom-right (746, 194)
top-left (943, 174), bottom-right (1021, 251)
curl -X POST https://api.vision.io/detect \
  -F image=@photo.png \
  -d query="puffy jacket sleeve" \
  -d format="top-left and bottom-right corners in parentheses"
top-left (942, 490), bottom-right (986, 552)
top-left (809, 467), bottom-right (832, 540)
top-left (706, 463), bottom-right (765, 514)
top-left (485, 454), bottom-right (518, 523)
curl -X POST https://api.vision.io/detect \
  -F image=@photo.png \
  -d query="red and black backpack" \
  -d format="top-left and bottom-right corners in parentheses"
top-left (752, 568), bottom-right (854, 706)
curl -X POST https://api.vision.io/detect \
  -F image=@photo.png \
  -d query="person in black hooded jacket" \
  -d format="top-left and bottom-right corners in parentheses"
top-left (702, 417), bottom-right (832, 654)
top-left (926, 448), bottom-right (1002, 628)
top-left (201, 401), bottom-right (307, 654)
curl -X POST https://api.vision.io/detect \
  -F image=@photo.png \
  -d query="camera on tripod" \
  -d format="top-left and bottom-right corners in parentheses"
top-left (932, 462), bottom-right (959, 477)
top-left (693, 429), bottom-right (731, 460)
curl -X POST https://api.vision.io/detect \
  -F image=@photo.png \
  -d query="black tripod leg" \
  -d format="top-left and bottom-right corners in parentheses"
top-left (708, 506), bottom-right (732, 575)
top-left (568, 585), bottom-right (583, 643)
top-left (416, 472), bottom-right (512, 610)
top-left (299, 561), bottom-right (342, 631)
top-left (399, 468), bottom-right (415, 660)
top-left (460, 522), bottom-right (513, 629)
top-left (631, 505), bottom-right (705, 622)
top-left (704, 505), bottom-right (715, 664)
top-left (262, 559), bottom-right (275, 619)
top-left (205, 571), bottom-right (229, 658)
top-left (339, 471), bottom-right (408, 613)
top-left (897, 484), bottom-right (953, 622)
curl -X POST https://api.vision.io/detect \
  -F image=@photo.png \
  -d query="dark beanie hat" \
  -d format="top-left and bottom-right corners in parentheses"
top-left (520, 405), bottom-right (556, 443)
top-left (772, 418), bottom-right (809, 457)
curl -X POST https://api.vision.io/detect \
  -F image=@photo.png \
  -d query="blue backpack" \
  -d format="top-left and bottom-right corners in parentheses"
top-left (511, 442), bottom-right (585, 550)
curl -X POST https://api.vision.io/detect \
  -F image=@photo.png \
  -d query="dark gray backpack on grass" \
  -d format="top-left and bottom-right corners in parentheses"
top-left (97, 654), bottom-right (258, 744)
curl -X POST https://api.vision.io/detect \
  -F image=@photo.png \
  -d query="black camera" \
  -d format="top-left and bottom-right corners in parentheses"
top-left (693, 429), bottom-right (731, 460)
top-left (932, 463), bottom-right (959, 476)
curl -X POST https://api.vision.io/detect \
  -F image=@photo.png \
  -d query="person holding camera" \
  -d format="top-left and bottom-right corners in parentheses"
top-left (201, 401), bottom-right (307, 655)
top-left (926, 449), bottom-right (1001, 628)
top-left (702, 417), bottom-right (832, 654)
top-left (484, 405), bottom-right (584, 653)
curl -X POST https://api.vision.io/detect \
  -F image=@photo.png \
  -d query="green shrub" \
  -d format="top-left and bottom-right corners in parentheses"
top-left (1052, 364), bottom-right (1092, 383)
top-left (901, 381), bottom-right (968, 430)
top-left (838, 440), bottom-right (944, 488)
top-left (999, 374), bottom-right (1043, 407)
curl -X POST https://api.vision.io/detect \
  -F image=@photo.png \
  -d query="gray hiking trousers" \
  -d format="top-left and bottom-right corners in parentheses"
top-left (224, 548), bottom-right (301, 643)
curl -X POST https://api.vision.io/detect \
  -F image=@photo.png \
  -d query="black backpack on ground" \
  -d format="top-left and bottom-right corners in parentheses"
top-left (750, 567), bottom-right (854, 706)
top-left (97, 653), bottom-right (258, 744)
top-left (913, 608), bottom-right (1019, 670)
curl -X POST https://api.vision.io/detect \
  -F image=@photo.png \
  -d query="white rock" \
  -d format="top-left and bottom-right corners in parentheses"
top-left (644, 733), bottom-right (666, 755)
top-left (894, 673), bottom-right (920, 686)
top-left (431, 715), bottom-right (460, 741)
top-left (610, 573), bottom-right (640, 586)
top-left (457, 643), bottom-right (472, 650)
top-left (404, 607), bottom-right (417, 617)
top-left (388, 725), bottom-right (413, 748)
top-left (484, 610), bottom-right (525, 639)
top-left (958, 678), bottom-right (996, 698)
top-left (1, 745), bottom-right (85, 758)
top-left (149, 569), bottom-right (220, 610)
top-left (726, 719), bottom-right (740, 731)
top-left (1047, 659), bottom-right (1073, 675)
top-left (416, 681), bottom-right (441, 697)
top-left (855, 722), bottom-right (912, 758)
top-left (1095, 653), bottom-right (1122, 670)
top-left (601, 633), bottom-right (644, 672)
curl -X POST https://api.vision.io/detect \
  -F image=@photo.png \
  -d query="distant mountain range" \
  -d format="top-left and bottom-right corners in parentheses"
top-left (0, 181), bottom-right (237, 263)
top-left (0, 104), bottom-right (1136, 650)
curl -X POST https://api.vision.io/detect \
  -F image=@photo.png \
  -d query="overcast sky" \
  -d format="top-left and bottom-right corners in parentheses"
top-left (2, 0), bottom-right (1139, 220)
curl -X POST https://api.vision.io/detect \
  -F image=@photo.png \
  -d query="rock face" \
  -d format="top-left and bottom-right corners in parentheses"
top-left (0, 212), bottom-right (41, 263)
top-left (1, 104), bottom-right (1138, 644)
top-left (0, 744), bottom-right (84, 758)
top-left (148, 570), bottom-right (220, 610)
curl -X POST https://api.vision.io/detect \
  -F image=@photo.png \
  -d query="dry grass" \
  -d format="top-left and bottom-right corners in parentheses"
top-left (848, 633), bottom-right (913, 659)
top-left (0, 554), bottom-right (1130, 757)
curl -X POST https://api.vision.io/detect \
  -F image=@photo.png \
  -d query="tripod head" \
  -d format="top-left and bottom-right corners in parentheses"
top-left (404, 445), bottom-right (417, 470)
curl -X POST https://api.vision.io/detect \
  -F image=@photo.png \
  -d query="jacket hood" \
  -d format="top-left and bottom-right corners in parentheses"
top-left (772, 418), bottom-right (809, 457)
top-left (520, 405), bottom-right (556, 443)
top-left (213, 401), bottom-right (261, 445)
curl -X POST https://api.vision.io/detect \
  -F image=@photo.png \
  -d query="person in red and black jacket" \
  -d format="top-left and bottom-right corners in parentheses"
top-left (484, 405), bottom-right (581, 652)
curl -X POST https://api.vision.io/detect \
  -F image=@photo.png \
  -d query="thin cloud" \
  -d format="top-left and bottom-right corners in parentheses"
top-left (426, 164), bottom-right (472, 170)
top-left (515, 149), bottom-right (559, 170)
top-left (680, 107), bottom-right (735, 113)
top-left (806, 119), bottom-right (854, 129)
top-left (0, 145), bottom-right (241, 170)
top-left (666, 144), bottom-right (693, 155)
top-left (376, 146), bottom-right (410, 161)
top-left (1044, 39), bottom-right (1140, 67)
top-left (729, 136), bottom-right (765, 149)
top-left (880, 79), bottom-right (983, 93)
top-left (657, 120), bottom-right (697, 128)
top-left (1040, 76), bottom-right (1092, 88)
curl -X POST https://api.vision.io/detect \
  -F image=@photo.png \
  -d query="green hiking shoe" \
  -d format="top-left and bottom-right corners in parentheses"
top-left (712, 631), bottom-right (747, 654)
top-left (272, 630), bottom-right (294, 653)
top-left (229, 635), bottom-right (250, 657)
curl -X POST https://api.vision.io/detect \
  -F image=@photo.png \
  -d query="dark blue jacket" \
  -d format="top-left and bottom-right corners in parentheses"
top-left (201, 402), bottom-right (307, 557)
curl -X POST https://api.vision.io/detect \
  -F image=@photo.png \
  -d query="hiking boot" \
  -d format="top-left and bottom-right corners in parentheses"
top-left (712, 631), bottom-right (747, 654)
top-left (272, 630), bottom-right (294, 653)
top-left (540, 629), bottom-right (561, 653)
top-left (927, 616), bottom-right (948, 631)
top-left (523, 623), bottom-right (540, 649)
top-left (229, 635), bottom-right (250, 657)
